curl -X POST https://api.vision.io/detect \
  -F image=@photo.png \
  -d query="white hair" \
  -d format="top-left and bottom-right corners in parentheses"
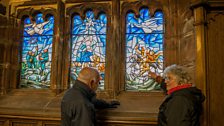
top-left (163, 64), bottom-right (192, 85)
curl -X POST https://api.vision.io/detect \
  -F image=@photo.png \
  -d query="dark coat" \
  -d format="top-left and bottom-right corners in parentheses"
top-left (158, 87), bottom-right (205, 126)
top-left (61, 80), bottom-right (110, 126)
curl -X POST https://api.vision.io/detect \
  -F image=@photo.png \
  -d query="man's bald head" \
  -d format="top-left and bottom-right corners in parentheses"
top-left (77, 67), bottom-right (100, 91)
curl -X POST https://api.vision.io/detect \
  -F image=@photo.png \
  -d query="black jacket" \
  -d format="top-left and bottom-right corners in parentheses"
top-left (61, 80), bottom-right (110, 126)
top-left (158, 86), bottom-right (205, 126)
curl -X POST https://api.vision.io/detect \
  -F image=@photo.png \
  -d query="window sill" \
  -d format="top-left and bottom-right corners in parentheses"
top-left (0, 89), bottom-right (165, 125)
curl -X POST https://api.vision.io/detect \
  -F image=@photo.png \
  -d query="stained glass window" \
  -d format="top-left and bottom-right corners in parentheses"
top-left (125, 8), bottom-right (164, 91)
top-left (20, 13), bottom-right (54, 88)
top-left (70, 11), bottom-right (107, 90)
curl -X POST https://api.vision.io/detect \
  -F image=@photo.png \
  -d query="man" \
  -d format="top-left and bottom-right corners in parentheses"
top-left (39, 49), bottom-right (49, 71)
top-left (61, 67), bottom-right (120, 126)
top-left (26, 51), bottom-right (33, 68)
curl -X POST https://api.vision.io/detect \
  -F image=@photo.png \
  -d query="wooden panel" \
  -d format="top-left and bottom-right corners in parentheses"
top-left (0, 119), bottom-right (5, 126)
top-left (42, 121), bottom-right (60, 126)
top-left (43, 124), bottom-right (60, 126)
top-left (0, 15), bottom-right (7, 40)
top-left (10, 120), bottom-right (37, 126)
top-left (98, 124), bottom-right (156, 126)
top-left (0, 45), bottom-right (4, 63)
top-left (0, 69), bottom-right (2, 84)
top-left (207, 12), bottom-right (224, 126)
top-left (0, 117), bottom-right (158, 126)
top-left (0, 14), bottom-right (6, 64)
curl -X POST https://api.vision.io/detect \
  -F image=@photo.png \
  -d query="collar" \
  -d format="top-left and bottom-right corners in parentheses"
top-left (73, 80), bottom-right (96, 100)
top-left (167, 83), bottom-right (192, 95)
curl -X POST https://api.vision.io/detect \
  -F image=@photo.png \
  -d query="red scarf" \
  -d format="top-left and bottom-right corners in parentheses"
top-left (167, 84), bottom-right (192, 95)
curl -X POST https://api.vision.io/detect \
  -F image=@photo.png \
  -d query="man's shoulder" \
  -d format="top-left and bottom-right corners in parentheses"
top-left (62, 88), bottom-right (82, 100)
top-left (61, 93), bottom-right (86, 107)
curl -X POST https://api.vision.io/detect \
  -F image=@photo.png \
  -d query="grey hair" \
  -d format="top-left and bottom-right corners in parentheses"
top-left (163, 64), bottom-right (192, 85)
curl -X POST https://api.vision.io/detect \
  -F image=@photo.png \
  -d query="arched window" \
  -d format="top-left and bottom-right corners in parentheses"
top-left (20, 13), bottom-right (54, 89)
top-left (70, 10), bottom-right (107, 90)
top-left (125, 8), bottom-right (164, 91)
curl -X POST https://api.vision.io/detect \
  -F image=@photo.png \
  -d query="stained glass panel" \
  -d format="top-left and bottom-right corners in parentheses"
top-left (126, 8), bottom-right (164, 91)
top-left (20, 13), bottom-right (54, 88)
top-left (71, 11), bottom-right (107, 90)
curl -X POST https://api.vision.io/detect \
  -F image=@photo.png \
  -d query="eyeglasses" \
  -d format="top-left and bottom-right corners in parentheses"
top-left (98, 81), bottom-right (101, 85)
top-left (164, 76), bottom-right (172, 81)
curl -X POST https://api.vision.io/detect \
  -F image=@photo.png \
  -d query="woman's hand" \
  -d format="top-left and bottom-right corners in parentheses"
top-left (148, 71), bottom-right (158, 79)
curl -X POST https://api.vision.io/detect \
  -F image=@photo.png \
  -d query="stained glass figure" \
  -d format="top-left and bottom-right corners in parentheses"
top-left (71, 11), bottom-right (107, 90)
top-left (20, 13), bottom-right (54, 88)
top-left (126, 8), bottom-right (164, 91)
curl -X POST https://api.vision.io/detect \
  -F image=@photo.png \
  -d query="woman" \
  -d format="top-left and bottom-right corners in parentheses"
top-left (151, 64), bottom-right (205, 126)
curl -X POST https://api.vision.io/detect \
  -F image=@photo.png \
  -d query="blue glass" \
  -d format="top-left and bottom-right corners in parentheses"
top-left (125, 8), bottom-right (164, 91)
top-left (71, 11), bottom-right (107, 90)
top-left (20, 13), bottom-right (54, 89)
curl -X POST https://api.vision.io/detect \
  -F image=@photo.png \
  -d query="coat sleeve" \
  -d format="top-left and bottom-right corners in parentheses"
top-left (165, 96), bottom-right (192, 126)
top-left (160, 79), bottom-right (167, 93)
top-left (91, 96), bottom-right (111, 109)
top-left (71, 103), bottom-right (96, 126)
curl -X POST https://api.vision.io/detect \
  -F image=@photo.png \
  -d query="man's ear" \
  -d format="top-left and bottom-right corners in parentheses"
top-left (89, 79), bottom-right (95, 89)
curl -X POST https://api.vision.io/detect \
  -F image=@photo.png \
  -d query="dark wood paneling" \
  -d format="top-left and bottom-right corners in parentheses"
top-left (0, 119), bottom-right (5, 126)
top-left (0, 4), bottom-right (6, 15)
top-left (98, 124), bottom-right (156, 126)
top-left (43, 124), bottom-right (60, 126)
top-left (10, 120), bottom-right (37, 126)
top-left (42, 121), bottom-right (60, 126)
top-left (207, 12), bottom-right (224, 126)
top-left (0, 116), bottom-right (157, 126)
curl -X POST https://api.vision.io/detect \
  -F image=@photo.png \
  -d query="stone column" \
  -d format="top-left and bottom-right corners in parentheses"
top-left (110, 0), bottom-right (120, 98)
top-left (50, 0), bottom-right (65, 94)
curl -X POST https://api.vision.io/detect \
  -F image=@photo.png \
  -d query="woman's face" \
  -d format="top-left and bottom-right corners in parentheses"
top-left (164, 73), bottom-right (179, 90)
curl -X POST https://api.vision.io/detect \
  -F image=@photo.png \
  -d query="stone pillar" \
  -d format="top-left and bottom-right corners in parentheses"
top-left (50, 0), bottom-right (65, 94)
top-left (0, 9), bottom-right (20, 95)
top-left (110, 0), bottom-right (120, 98)
top-left (62, 1), bottom-right (70, 91)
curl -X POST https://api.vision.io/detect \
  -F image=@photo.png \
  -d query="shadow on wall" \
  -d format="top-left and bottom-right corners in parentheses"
top-left (0, 3), bottom-right (6, 15)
